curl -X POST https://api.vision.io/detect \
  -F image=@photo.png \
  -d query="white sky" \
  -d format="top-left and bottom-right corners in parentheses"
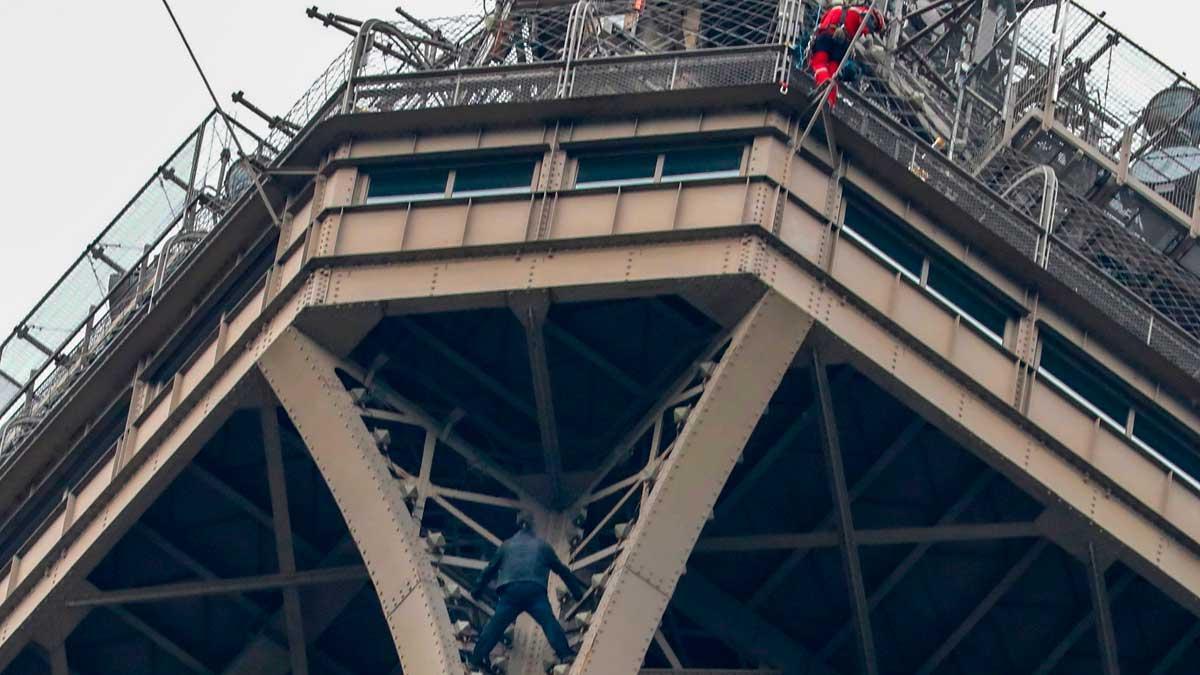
top-left (0, 0), bottom-right (1191, 342)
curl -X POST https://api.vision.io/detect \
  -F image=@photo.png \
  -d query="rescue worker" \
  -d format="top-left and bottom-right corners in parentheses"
top-left (470, 511), bottom-right (587, 670)
top-left (809, 0), bottom-right (886, 106)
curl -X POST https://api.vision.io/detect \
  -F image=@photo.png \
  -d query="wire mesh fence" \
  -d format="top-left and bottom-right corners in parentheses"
top-left (0, 113), bottom-right (275, 461)
top-left (8, 0), bottom-right (1200, 465)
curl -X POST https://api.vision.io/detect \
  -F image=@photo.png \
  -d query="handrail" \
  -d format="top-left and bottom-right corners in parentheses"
top-left (1001, 165), bottom-right (1059, 268)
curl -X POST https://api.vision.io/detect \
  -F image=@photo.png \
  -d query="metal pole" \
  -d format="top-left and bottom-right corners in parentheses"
top-left (811, 351), bottom-right (878, 675)
top-left (1087, 544), bottom-right (1122, 675)
top-left (181, 122), bottom-right (204, 234)
top-left (1043, 0), bottom-right (1070, 124)
top-left (1001, 6), bottom-right (1023, 136)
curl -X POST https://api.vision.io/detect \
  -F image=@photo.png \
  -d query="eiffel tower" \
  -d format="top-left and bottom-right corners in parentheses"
top-left (1, 1), bottom-right (1199, 673)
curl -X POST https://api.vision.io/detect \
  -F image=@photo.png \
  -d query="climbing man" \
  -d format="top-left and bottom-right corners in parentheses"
top-left (470, 511), bottom-right (587, 670)
top-left (809, 0), bottom-right (886, 106)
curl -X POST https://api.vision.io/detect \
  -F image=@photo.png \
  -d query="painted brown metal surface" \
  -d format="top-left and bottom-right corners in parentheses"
top-left (572, 292), bottom-right (811, 675)
top-left (258, 328), bottom-right (461, 674)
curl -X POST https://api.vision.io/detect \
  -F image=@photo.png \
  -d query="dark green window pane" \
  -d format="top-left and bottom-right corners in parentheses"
top-left (843, 201), bottom-right (924, 277)
top-left (368, 166), bottom-right (449, 200)
top-left (454, 160), bottom-right (536, 194)
top-left (662, 146), bottom-right (743, 178)
top-left (1039, 334), bottom-right (1130, 424)
top-left (927, 262), bottom-right (1012, 339)
top-left (1134, 406), bottom-right (1200, 479)
top-left (577, 152), bottom-right (658, 185)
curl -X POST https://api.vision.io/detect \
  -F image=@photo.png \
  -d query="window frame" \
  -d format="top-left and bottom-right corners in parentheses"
top-left (572, 144), bottom-right (747, 190)
top-left (362, 157), bottom-right (540, 205)
top-left (1036, 327), bottom-right (1200, 491)
top-left (451, 159), bottom-right (541, 199)
top-left (841, 197), bottom-right (1016, 347)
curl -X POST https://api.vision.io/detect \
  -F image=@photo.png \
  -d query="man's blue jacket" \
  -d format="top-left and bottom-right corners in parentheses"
top-left (473, 529), bottom-right (587, 599)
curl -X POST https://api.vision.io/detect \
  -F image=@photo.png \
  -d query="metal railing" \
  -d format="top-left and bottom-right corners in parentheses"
top-left (0, 0), bottom-right (793, 465)
top-left (6, 0), bottom-right (1200, 472)
top-left (0, 113), bottom-right (274, 461)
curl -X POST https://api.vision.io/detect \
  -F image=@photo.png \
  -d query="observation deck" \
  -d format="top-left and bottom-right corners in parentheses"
top-left (0, 1), bottom-right (1199, 673)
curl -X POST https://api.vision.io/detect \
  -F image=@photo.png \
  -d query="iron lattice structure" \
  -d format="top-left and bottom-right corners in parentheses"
top-left (0, 2), bottom-right (1199, 674)
top-left (6, 0), bottom-right (1200, 463)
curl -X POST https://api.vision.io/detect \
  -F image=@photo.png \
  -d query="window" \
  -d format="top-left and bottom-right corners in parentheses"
top-left (367, 166), bottom-right (450, 203)
top-left (1038, 330), bottom-right (1200, 488)
top-left (842, 201), bottom-right (923, 281)
top-left (842, 198), bottom-right (1016, 344)
top-left (453, 160), bottom-right (538, 197)
top-left (927, 263), bottom-right (1010, 342)
top-left (365, 159), bottom-right (537, 204)
top-left (662, 145), bottom-right (743, 180)
top-left (1133, 406), bottom-right (1200, 482)
top-left (1037, 333), bottom-right (1130, 430)
top-left (574, 145), bottom-right (745, 189)
top-left (576, 152), bottom-right (659, 188)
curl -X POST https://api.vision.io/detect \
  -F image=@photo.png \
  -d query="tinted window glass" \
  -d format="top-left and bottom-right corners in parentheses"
top-left (662, 146), bottom-right (742, 178)
top-left (454, 160), bottom-right (536, 195)
top-left (576, 152), bottom-right (658, 186)
top-left (1134, 406), bottom-right (1200, 479)
top-left (1039, 334), bottom-right (1130, 424)
top-left (368, 167), bottom-right (449, 201)
top-left (927, 263), bottom-right (1011, 339)
top-left (843, 201), bottom-right (924, 277)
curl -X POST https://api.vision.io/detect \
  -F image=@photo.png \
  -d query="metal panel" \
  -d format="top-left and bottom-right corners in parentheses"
top-left (305, 234), bottom-right (1200, 610)
top-left (573, 291), bottom-right (811, 675)
top-left (257, 328), bottom-right (460, 675)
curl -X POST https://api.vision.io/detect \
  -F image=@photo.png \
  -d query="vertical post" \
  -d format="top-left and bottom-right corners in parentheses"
top-left (1001, 8), bottom-right (1023, 136)
top-left (1087, 544), bottom-right (1121, 675)
top-left (1042, 0), bottom-right (1070, 128)
top-left (47, 643), bottom-right (68, 675)
top-left (261, 405), bottom-right (309, 675)
top-left (1116, 125), bottom-right (1134, 185)
top-left (812, 351), bottom-right (878, 675)
top-left (1189, 174), bottom-right (1200, 237)
top-left (182, 122), bottom-right (206, 234)
top-left (573, 293), bottom-right (812, 675)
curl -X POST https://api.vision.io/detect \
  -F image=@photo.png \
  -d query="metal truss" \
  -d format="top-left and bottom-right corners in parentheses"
top-left (3, 197), bottom-right (1200, 674)
top-left (573, 292), bottom-right (812, 675)
top-left (258, 328), bottom-right (462, 674)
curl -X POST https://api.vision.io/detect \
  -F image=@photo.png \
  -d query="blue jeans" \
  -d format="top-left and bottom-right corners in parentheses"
top-left (472, 581), bottom-right (573, 664)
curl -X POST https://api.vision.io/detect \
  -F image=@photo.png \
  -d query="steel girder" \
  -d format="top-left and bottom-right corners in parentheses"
top-left (258, 328), bottom-right (461, 674)
top-left (2, 224), bottom-right (1200, 671)
top-left (571, 292), bottom-right (812, 675)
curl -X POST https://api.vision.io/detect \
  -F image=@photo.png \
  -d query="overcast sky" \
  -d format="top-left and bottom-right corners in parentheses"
top-left (0, 0), bottom-right (1190, 342)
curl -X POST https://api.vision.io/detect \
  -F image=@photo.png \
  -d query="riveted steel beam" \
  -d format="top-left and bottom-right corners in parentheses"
top-left (65, 566), bottom-right (368, 608)
top-left (510, 291), bottom-right (565, 507)
top-left (748, 417), bottom-right (924, 609)
top-left (812, 350), bottom-right (878, 675)
top-left (47, 642), bottom-right (68, 675)
top-left (671, 571), bottom-right (838, 675)
top-left (302, 232), bottom-right (1200, 620)
top-left (714, 368), bottom-right (855, 521)
top-left (221, 538), bottom-right (364, 675)
top-left (572, 292), bottom-right (812, 675)
top-left (1150, 621), bottom-right (1200, 674)
top-left (1033, 570), bottom-right (1135, 675)
top-left (109, 602), bottom-right (213, 674)
top-left (695, 521), bottom-right (1039, 552)
top-left (258, 328), bottom-right (460, 675)
top-left (817, 471), bottom-right (997, 660)
top-left (915, 540), bottom-right (1049, 674)
top-left (260, 405), bottom-right (308, 675)
top-left (1088, 544), bottom-right (1122, 675)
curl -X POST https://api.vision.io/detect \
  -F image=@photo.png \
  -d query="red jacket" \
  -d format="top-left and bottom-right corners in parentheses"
top-left (817, 5), bottom-right (885, 41)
